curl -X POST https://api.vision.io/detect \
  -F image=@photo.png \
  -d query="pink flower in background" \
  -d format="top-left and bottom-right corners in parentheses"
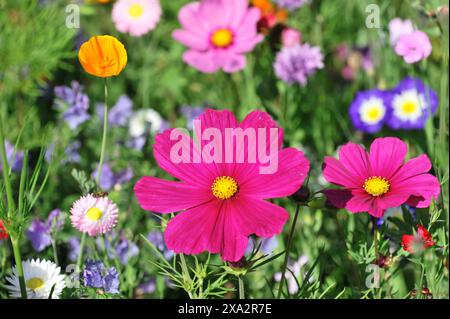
top-left (172, 0), bottom-right (264, 73)
top-left (323, 137), bottom-right (440, 218)
top-left (388, 17), bottom-right (414, 46)
top-left (134, 109), bottom-right (310, 261)
top-left (281, 27), bottom-right (301, 47)
top-left (395, 31), bottom-right (432, 64)
top-left (112, 0), bottom-right (162, 37)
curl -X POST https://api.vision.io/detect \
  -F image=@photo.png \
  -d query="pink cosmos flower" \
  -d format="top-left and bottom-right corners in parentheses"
top-left (322, 137), bottom-right (440, 218)
top-left (70, 194), bottom-right (119, 236)
top-left (134, 109), bottom-right (310, 261)
top-left (112, 0), bottom-right (162, 37)
top-left (395, 30), bottom-right (432, 64)
top-left (172, 0), bottom-right (264, 73)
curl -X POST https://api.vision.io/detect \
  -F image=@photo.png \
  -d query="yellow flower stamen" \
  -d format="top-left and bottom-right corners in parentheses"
top-left (129, 4), bottom-right (144, 18)
top-left (86, 207), bottom-right (103, 221)
top-left (368, 107), bottom-right (382, 121)
top-left (363, 176), bottom-right (390, 197)
top-left (26, 277), bottom-right (44, 290)
top-left (401, 100), bottom-right (417, 114)
top-left (211, 29), bottom-right (233, 48)
top-left (211, 176), bottom-right (238, 200)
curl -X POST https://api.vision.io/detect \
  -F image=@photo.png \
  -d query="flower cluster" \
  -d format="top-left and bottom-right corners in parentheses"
top-left (349, 77), bottom-right (438, 133)
top-left (83, 259), bottom-right (120, 294)
top-left (54, 81), bottom-right (90, 130)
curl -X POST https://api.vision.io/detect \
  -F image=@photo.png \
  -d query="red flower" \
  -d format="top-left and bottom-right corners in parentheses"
top-left (401, 225), bottom-right (435, 253)
top-left (0, 220), bottom-right (8, 241)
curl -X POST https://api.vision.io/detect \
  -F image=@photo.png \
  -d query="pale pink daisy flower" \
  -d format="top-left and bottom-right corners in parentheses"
top-left (112, 0), bottom-right (162, 37)
top-left (70, 194), bottom-right (119, 236)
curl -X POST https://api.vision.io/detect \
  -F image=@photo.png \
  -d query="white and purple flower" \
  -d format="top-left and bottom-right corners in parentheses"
top-left (349, 89), bottom-right (389, 133)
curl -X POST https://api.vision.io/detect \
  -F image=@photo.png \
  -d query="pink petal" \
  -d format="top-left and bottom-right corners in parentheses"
top-left (344, 189), bottom-right (375, 214)
top-left (153, 128), bottom-right (217, 186)
top-left (172, 29), bottom-right (208, 51)
top-left (231, 194), bottom-right (289, 238)
top-left (229, 0), bottom-right (250, 27)
top-left (403, 50), bottom-right (422, 64)
top-left (338, 142), bottom-right (371, 182)
top-left (183, 50), bottom-right (221, 73)
top-left (369, 137), bottom-right (407, 179)
top-left (390, 154), bottom-right (432, 183)
top-left (323, 156), bottom-right (363, 189)
top-left (164, 200), bottom-right (248, 261)
top-left (178, 2), bottom-right (208, 34)
top-left (134, 177), bottom-right (212, 213)
top-left (239, 148), bottom-right (309, 199)
top-left (198, 0), bottom-right (232, 28)
top-left (322, 189), bottom-right (353, 209)
top-left (222, 53), bottom-right (247, 73)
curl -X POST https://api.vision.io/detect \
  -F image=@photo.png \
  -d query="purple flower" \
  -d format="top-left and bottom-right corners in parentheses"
top-left (180, 105), bottom-right (205, 130)
top-left (349, 89), bottom-right (389, 133)
top-left (92, 163), bottom-right (134, 191)
top-left (45, 140), bottom-right (81, 164)
top-left (274, 0), bottom-right (310, 11)
top-left (102, 267), bottom-right (120, 294)
top-left (274, 43), bottom-right (324, 86)
top-left (26, 209), bottom-right (64, 252)
top-left (68, 237), bottom-right (81, 262)
top-left (386, 77), bottom-right (438, 130)
top-left (97, 95), bottom-right (133, 127)
top-left (126, 136), bottom-right (147, 151)
top-left (246, 236), bottom-right (279, 255)
top-left (0, 141), bottom-right (24, 173)
top-left (138, 278), bottom-right (156, 294)
top-left (83, 260), bottom-right (105, 288)
top-left (115, 237), bottom-right (140, 265)
top-left (54, 81), bottom-right (90, 130)
top-left (147, 231), bottom-right (173, 260)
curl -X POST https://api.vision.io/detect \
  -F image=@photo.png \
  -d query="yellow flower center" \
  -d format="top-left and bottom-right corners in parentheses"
top-left (368, 107), bottom-right (382, 121)
top-left (401, 100), bottom-right (417, 114)
top-left (129, 3), bottom-right (144, 18)
top-left (363, 176), bottom-right (390, 197)
top-left (211, 29), bottom-right (233, 48)
top-left (26, 277), bottom-right (44, 290)
top-left (86, 207), bottom-right (103, 221)
top-left (211, 176), bottom-right (238, 200)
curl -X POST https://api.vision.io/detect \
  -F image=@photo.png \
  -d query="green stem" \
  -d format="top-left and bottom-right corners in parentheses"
top-left (179, 253), bottom-right (194, 299)
top-left (51, 239), bottom-right (59, 266)
top-left (277, 204), bottom-right (300, 299)
top-left (11, 238), bottom-right (27, 299)
top-left (96, 78), bottom-right (109, 187)
top-left (76, 232), bottom-right (87, 271)
top-left (238, 276), bottom-right (245, 299)
top-left (0, 112), bottom-right (16, 217)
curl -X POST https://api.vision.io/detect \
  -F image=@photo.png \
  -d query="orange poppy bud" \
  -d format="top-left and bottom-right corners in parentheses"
top-left (78, 35), bottom-right (127, 78)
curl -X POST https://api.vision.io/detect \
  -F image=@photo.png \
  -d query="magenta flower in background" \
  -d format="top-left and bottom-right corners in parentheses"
top-left (134, 109), bottom-right (310, 261)
top-left (172, 0), bottom-right (263, 73)
top-left (323, 137), bottom-right (440, 218)
top-left (395, 30), bottom-right (432, 64)
top-left (281, 27), bottom-right (301, 47)
top-left (388, 17), bottom-right (414, 47)
top-left (112, 0), bottom-right (162, 37)
top-left (274, 43), bottom-right (324, 86)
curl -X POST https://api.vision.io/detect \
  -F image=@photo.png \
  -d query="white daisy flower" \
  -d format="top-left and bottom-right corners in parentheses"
top-left (129, 109), bottom-right (163, 137)
top-left (5, 259), bottom-right (66, 299)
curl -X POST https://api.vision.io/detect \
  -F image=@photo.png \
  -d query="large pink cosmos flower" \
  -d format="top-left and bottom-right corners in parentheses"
top-left (322, 137), bottom-right (440, 218)
top-left (134, 109), bottom-right (309, 261)
top-left (172, 0), bottom-right (264, 73)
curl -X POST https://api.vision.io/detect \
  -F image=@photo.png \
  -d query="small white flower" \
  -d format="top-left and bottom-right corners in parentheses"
top-left (5, 259), bottom-right (66, 299)
top-left (129, 109), bottom-right (163, 137)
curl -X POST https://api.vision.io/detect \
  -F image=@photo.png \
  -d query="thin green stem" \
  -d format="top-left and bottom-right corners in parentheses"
top-left (0, 112), bottom-right (16, 217)
top-left (51, 239), bottom-right (59, 266)
top-left (96, 78), bottom-right (109, 187)
top-left (179, 253), bottom-right (194, 299)
top-left (277, 203), bottom-right (300, 299)
top-left (11, 238), bottom-right (27, 299)
top-left (76, 232), bottom-right (87, 271)
top-left (238, 276), bottom-right (245, 299)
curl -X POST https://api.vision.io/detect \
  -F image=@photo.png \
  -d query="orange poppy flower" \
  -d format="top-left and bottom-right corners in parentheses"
top-left (78, 35), bottom-right (127, 78)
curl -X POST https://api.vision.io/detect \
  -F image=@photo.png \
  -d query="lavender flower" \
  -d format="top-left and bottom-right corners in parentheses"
top-left (45, 141), bottom-right (81, 164)
top-left (386, 77), bottom-right (439, 130)
top-left (102, 267), bottom-right (120, 294)
top-left (147, 231), bottom-right (173, 260)
top-left (180, 105), bottom-right (205, 130)
top-left (97, 95), bottom-right (133, 127)
top-left (137, 278), bottom-right (156, 295)
top-left (115, 237), bottom-right (140, 264)
top-left (0, 141), bottom-right (24, 173)
top-left (92, 163), bottom-right (134, 191)
top-left (54, 81), bottom-right (90, 130)
top-left (26, 209), bottom-right (64, 252)
top-left (83, 260), bottom-right (105, 288)
top-left (274, 0), bottom-right (310, 11)
top-left (274, 43), bottom-right (324, 86)
top-left (126, 136), bottom-right (147, 151)
top-left (68, 237), bottom-right (81, 262)
top-left (349, 89), bottom-right (389, 133)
